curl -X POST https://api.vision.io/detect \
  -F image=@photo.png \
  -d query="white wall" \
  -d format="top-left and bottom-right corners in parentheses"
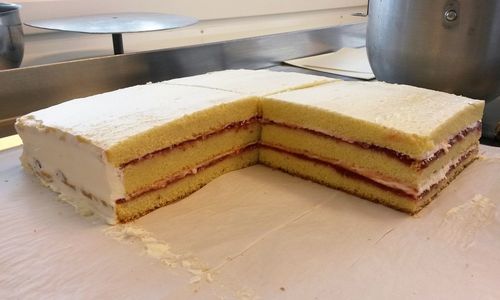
top-left (16, 0), bottom-right (368, 66)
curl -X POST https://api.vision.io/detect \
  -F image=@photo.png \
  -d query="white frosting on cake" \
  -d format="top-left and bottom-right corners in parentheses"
top-left (17, 84), bottom-right (247, 150)
top-left (19, 126), bottom-right (125, 209)
top-left (165, 69), bottom-right (334, 96)
top-left (269, 81), bottom-right (484, 137)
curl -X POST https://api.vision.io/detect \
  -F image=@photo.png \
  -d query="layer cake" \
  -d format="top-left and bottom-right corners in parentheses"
top-left (15, 70), bottom-right (484, 223)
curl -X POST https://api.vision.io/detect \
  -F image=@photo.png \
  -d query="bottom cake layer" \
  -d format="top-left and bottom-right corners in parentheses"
top-left (258, 145), bottom-right (478, 214)
top-left (116, 147), bottom-right (260, 223)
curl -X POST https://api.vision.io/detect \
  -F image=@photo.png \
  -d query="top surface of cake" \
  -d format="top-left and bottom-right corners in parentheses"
top-left (164, 69), bottom-right (334, 96)
top-left (16, 83), bottom-right (247, 151)
top-left (264, 81), bottom-right (484, 158)
top-left (269, 81), bottom-right (483, 135)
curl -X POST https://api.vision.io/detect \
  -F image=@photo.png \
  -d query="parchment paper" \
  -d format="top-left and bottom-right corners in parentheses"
top-left (1, 145), bottom-right (499, 299)
top-left (285, 48), bottom-right (375, 80)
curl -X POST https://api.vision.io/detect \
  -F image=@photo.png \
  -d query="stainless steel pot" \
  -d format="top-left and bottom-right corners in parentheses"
top-left (366, 0), bottom-right (500, 100)
top-left (0, 2), bottom-right (23, 69)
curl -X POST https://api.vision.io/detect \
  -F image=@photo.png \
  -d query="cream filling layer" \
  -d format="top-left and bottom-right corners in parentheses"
top-left (361, 144), bottom-right (476, 197)
top-left (419, 121), bottom-right (481, 160)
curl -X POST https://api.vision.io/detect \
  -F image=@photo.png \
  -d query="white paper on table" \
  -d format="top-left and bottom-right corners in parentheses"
top-left (2, 145), bottom-right (500, 299)
top-left (285, 47), bottom-right (375, 80)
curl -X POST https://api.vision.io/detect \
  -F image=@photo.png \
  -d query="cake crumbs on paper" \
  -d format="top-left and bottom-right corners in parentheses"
top-left (181, 260), bottom-right (192, 268)
top-left (57, 194), bottom-right (94, 218)
top-left (190, 275), bottom-right (202, 284)
top-left (446, 194), bottom-right (496, 220)
top-left (188, 268), bottom-right (203, 276)
top-left (438, 194), bottom-right (497, 249)
top-left (76, 205), bottom-right (94, 217)
top-left (104, 225), bottom-right (181, 268)
top-left (103, 224), bottom-right (216, 284)
top-left (236, 287), bottom-right (260, 300)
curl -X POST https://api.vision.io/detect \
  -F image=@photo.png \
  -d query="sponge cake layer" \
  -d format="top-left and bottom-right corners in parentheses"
top-left (264, 81), bottom-right (484, 159)
top-left (259, 144), bottom-right (478, 214)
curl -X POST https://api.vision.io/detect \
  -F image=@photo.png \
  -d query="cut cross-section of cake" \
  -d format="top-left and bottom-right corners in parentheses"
top-left (260, 81), bottom-right (484, 213)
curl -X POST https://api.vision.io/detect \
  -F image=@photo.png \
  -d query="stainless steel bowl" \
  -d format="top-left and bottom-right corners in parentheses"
top-left (366, 0), bottom-right (500, 100)
top-left (0, 2), bottom-right (23, 69)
